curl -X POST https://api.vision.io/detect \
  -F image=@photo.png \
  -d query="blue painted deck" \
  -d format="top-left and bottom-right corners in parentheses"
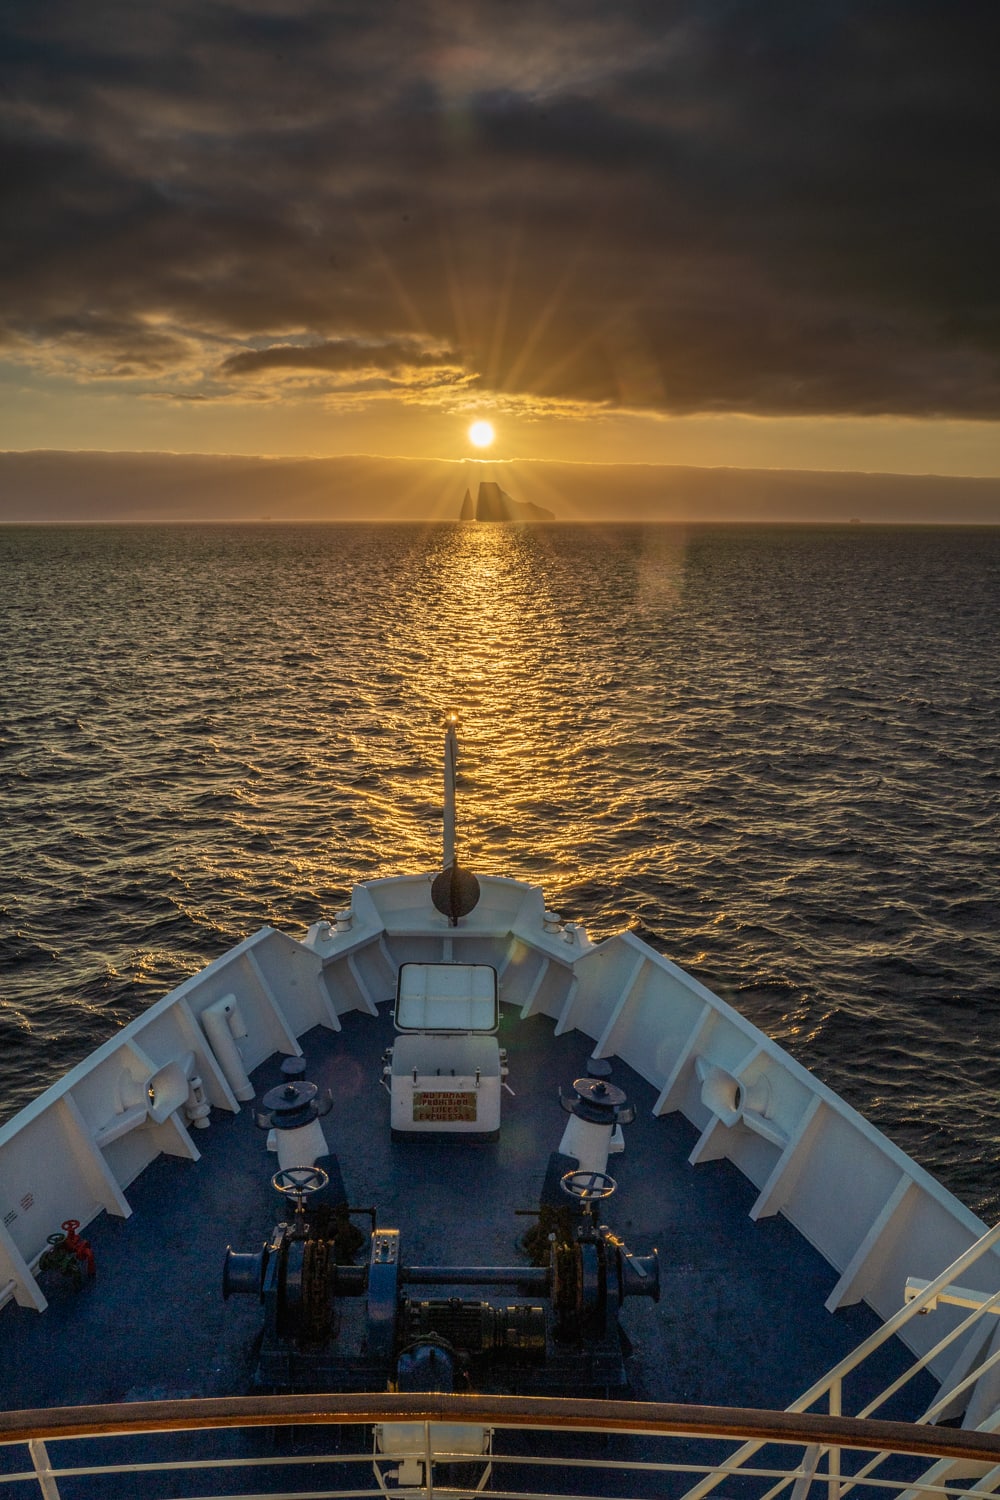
top-left (1, 1002), bottom-right (947, 1500)
top-left (0, 1003), bottom-right (935, 1424)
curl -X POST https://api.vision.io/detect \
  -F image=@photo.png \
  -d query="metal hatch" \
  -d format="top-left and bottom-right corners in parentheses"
top-left (393, 962), bottom-right (499, 1035)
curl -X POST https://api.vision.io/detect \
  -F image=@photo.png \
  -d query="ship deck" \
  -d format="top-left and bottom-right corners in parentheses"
top-left (0, 1003), bottom-right (935, 1425)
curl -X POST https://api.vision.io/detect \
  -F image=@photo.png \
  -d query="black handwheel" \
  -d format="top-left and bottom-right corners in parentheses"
top-left (272, 1165), bottom-right (329, 1197)
top-left (559, 1168), bottom-right (617, 1203)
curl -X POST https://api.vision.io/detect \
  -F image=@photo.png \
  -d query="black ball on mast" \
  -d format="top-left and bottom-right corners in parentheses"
top-left (431, 863), bottom-right (481, 926)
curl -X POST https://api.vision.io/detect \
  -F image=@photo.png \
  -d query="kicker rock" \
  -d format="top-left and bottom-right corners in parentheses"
top-left (465, 481), bottom-right (554, 522)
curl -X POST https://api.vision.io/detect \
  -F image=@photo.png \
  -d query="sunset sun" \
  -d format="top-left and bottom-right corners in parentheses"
top-left (468, 420), bottom-right (495, 448)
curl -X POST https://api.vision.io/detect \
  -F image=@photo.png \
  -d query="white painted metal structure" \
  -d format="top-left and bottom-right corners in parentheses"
top-left (3, 869), bottom-right (1000, 1431)
top-left (387, 962), bottom-right (503, 1135)
top-left (558, 1104), bottom-right (623, 1175)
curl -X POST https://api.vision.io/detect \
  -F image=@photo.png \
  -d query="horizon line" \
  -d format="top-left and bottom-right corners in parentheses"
top-left (4, 518), bottom-right (1000, 529)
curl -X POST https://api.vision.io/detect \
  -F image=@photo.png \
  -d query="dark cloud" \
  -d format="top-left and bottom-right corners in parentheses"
top-left (1, 0), bottom-right (999, 417)
top-left (221, 337), bottom-right (465, 377)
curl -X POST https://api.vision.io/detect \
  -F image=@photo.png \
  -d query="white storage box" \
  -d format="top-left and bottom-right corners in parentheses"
top-left (390, 1033), bottom-right (501, 1136)
top-left (388, 965), bottom-right (502, 1137)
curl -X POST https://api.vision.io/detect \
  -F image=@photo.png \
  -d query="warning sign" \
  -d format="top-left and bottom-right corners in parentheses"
top-left (412, 1091), bottom-right (477, 1123)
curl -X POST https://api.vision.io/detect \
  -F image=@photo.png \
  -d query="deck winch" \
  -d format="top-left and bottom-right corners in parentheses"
top-left (224, 1166), bottom-right (658, 1394)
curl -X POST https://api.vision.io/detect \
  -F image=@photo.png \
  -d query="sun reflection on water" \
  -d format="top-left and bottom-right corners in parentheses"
top-left (348, 521), bottom-right (699, 927)
top-left (374, 523), bottom-right (582, 876)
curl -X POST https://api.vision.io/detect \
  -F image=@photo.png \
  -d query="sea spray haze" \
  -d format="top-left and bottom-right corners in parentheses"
top-left (1, 521), bottom-right (999, 1217)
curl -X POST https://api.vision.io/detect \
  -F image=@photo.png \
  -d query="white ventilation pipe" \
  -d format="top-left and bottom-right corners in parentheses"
top-left (202, 994), bottom-right (254, 1100)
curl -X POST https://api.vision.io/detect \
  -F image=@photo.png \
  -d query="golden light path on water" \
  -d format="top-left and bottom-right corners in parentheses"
top-left (342, 523), bottom-right (689, 917)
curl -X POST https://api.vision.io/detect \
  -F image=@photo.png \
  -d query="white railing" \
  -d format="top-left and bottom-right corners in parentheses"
top-left (5, 1393), bottom-right (1000, 1500)
top-left (677, 1219), bottom-right (1000, 1500)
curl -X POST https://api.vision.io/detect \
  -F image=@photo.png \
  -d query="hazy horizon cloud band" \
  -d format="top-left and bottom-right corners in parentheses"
top-left (5, 450), bottom-right (1000, 525)
top-left (1, 520), bottom-right (998, 1223)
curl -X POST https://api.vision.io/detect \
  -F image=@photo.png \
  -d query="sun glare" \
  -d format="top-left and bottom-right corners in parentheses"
top-left (468, 420), bottom-right (495, 448)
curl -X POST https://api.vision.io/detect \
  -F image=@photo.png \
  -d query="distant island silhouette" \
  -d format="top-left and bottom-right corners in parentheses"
top-left (460, 481), bottom-right (555, 522)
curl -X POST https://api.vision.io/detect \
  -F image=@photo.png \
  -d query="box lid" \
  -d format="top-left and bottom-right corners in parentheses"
top-left (395, 962), bottom-right (499, 1033)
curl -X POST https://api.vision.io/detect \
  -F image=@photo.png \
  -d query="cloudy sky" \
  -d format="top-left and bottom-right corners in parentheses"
top-left (3, 0), bottom-right (1000, 475)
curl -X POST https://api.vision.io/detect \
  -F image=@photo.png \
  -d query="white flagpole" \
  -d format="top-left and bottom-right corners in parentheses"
top-left (443, 714), bottom-right (458, 869)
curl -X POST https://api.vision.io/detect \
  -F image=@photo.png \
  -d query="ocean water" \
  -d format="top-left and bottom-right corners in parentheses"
top-left (2, 522), bottom-right (998, 1219)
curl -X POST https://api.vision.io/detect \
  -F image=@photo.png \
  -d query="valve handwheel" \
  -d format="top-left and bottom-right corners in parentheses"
top-left (559, 1168), bottom-right (617, 1203)
top-left (272, 1166), bottom-right (329, 1198)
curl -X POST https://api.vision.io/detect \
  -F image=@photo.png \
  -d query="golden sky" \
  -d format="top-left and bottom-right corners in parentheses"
top-left (2, 3), bottom-right (1000, 482)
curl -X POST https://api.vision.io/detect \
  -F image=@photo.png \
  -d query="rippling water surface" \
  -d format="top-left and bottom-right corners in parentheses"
top-left (2, 522), bottom-right (998, 1218)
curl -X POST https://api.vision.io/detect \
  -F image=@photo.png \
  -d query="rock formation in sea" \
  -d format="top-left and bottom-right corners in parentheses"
top-left (463, 481), bottom-right (554, 522)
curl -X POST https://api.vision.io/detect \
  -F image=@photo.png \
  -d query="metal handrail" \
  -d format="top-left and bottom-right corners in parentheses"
top-left (791, 1220), bottom-right (1000, 1418)
top-left (675, 1218), bottom-right (1000, 1500)
top-left (5, 1392), bottom-right (1000, 1462)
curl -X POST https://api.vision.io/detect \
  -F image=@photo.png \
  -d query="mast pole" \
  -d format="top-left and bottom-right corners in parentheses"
top-left (431, 713), bottom-right (480, 924)
top-left (443, 714), bottom-right (458, 870)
